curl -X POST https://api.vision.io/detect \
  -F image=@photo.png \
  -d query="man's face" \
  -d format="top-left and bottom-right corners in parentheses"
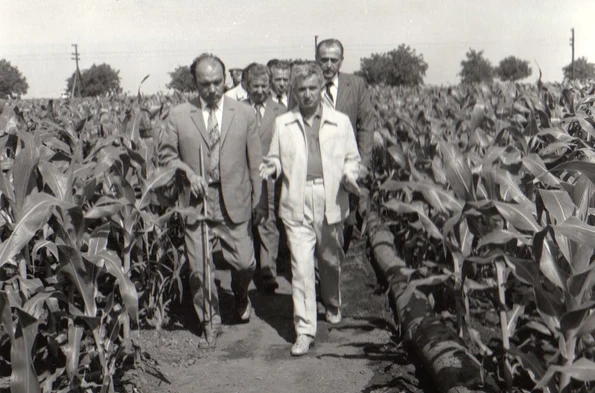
top-left (195, 61), bottom-right (225, 107)
top-left (317, 44), bottom-right (343, 81)
top-left (270, 68), bottom-right (290, 96)
top-left (247, 75), bottom-right (270, 105)
top-left (295, 74), bottom-right (322, 112)
top-left (230, 70), bottom-right (242, 86)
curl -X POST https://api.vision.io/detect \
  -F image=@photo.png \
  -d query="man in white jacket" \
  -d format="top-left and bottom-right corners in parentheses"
top-left (260, 62), bottom-right (361, 356)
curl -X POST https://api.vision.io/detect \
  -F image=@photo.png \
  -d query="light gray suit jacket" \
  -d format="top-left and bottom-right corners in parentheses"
top-left (159, 96), bottom-right (263, 224)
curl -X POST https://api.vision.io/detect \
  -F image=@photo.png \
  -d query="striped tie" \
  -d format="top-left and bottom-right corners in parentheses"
top-left (207, 105), bottom-right (220, 183)
top-left (325, 82), bottom-right (334, 107)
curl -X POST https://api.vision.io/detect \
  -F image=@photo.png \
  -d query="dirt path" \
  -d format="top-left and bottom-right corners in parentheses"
top-left (123, 243), bottom-right (427, 393)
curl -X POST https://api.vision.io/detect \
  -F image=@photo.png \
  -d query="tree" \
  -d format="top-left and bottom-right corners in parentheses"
top-left (562, 57), bottom-right (595, 81)
top-left (0, 59), bottom-right (29, 98)
top-left (357, 44), bottom-right (428, 86)
top-left (459, 49), bottom-right (494, 84)
top-left (167, 65), bottom-right (196, 92)
top-left (495, 56), bottom-right (532, 81)
top-left (66, 63), bottom-right (121, 97)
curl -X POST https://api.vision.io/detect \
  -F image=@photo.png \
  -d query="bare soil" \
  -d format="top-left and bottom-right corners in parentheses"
top-left (119, 239), bottom-right (433, 393)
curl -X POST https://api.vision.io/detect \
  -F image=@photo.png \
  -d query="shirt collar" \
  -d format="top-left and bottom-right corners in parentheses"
top-left (328, 73), bottom-right (339, 87)
top-left (301, 104), bottom-right (322, 127)
top-left (249, 98), bottom-right (267, 109)
top-left (200, 96), bottom-right (224, 111)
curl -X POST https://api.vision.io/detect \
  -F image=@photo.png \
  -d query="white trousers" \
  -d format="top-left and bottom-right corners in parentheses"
top-left (282, 180), bottom-right (344, 337)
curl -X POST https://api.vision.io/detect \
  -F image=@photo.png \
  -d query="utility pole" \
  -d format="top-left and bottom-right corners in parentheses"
top-left (71, 44), bottom-right (82, 97)
top-left (314, 35), bottom-right (319, 58)
top-left (570, 28), bottom-right (575, 80)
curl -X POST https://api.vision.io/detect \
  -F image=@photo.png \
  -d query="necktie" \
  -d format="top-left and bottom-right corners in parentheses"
top-left (207, 105), bottom-right (220, 183)
top-left (325, 82), bottom-right (334, 107)
top-left (255, 104), bottom-right (263, 128)
top-left (277, 95), bottom-right (285, 108)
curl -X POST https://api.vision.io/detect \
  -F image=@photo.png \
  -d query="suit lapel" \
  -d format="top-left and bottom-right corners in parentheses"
top-left (220, 97), bottom-right (235, 147)
top-left (261, 99), bottom-right (279, 133)
top-left (336, 73), bottom-right (349, 111)
top-left (188, 97), bottom-right (210, 146)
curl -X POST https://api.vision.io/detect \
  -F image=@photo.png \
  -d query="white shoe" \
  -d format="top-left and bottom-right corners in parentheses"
top-left (290, 334), bottom-right (315, 356)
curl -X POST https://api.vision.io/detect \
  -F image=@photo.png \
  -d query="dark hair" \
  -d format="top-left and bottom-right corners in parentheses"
top-left (268, 59), bottom-right (290, 73)
top-left (190, 53), bottom-right (226, 82)
top-left (290, 61), bottom-right (324, 89)
top-left (244, 63), bottom-right (271, 86)
top-left (316, 39), bottom-right (344, 58)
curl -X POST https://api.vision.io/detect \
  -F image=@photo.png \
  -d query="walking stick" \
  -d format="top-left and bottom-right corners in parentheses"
top-left (199, 146), bottom-right (213, 333)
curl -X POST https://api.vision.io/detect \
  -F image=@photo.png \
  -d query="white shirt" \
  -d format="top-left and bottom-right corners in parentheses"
top-left (224, 85), bottom-right (248, 101)
top-left (200, 96), bottom-right (224, 133)
top-left (271, 92), bottom-right (288, 107)
top-left (249, 99), bottom-right (267, 117)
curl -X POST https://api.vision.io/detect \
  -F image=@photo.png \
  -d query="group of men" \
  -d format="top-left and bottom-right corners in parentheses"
top-left (158, 38), bottom-right (374, 356)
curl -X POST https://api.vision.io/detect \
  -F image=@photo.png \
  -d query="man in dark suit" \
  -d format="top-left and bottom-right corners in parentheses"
top-left (316, 38), bottom-right (374, 253)
top-left (242, 63), bottom-right (286, 293)
top-left (267, 59), bottom-right (291, 108)
top-left (159, 54), bottom-right (265, 348)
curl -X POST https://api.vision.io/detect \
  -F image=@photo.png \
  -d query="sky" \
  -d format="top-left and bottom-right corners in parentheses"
top-left (1, 0), bottom-right (594, 98)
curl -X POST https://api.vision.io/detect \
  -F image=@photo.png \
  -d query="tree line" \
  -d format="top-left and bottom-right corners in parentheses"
top-left (1, 47), bottom-right (594, 98)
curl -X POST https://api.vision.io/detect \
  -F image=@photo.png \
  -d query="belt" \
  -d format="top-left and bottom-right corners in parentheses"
top-left (306, 178), bottom-right (324, 185)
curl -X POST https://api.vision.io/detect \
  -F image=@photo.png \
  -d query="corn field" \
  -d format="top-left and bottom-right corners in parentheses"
top-left (1, 79), bottom-right (595, 392)
top-left (368, 80), bottom-right (595, 392)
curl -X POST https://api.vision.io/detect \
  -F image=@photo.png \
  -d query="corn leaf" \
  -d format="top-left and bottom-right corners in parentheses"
top-left (0, 192), bottom-right (68, 269)
top-left (477, 229), bottom-right (531, 248)
top-left (439, 141), bottom-right (474, 201)
top-left (136, 166), bottom-right (177, 210)
top-left (533, 228), bottom-right (567, 290)
top-left (553, 216), bottom-right (595, 249)
top-left (384, 199), bottom-right (443, 239)
top-left (57, 245), bottom-right (97, 317)
top-left (63, 324), bottom-right (84, 380)
top-left (493, 201), bottom-right (540, 233)
top-left (560, 301), bottom-right (595, 336)
top-left (85, 250), bottom-right (138, 322)
top-left (38, 162), bottom-right (69, 201)
top-left (10, 308), bottom-right (41, 393)
top-left (551, 160), bottom-right (595, 188)
top-left (12, 132), bottom-right (40, 212)
top-left (0, 291), bottom-right (14, 341)
top-left (84, 197), bottom-right (129, 220)
top-left (535, 358), bottom-right (595, 391)
top-left (521, 154), bottom-right (560, 187)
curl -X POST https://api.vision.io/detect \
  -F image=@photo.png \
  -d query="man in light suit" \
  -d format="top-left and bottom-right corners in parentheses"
top-left (242, 63), bottom-right (287, 294)
top-left (260, 62), bottom-right (361, 356)
top-left (225, 66), bottom-right (248, 101)
top-left (159, 54), bottom-right (264, 348)
top-left (316, 38), bottom-right (375, 253)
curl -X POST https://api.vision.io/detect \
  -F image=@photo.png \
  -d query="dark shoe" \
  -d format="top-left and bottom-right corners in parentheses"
top-left (263, 279), bottom-right (279, 294)
top-left (198, 319), bottom-right (221, 349)
top-left (290, 334), bottom-right (315, 356)
top-left (236, 295), bottom-right (252, 322)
